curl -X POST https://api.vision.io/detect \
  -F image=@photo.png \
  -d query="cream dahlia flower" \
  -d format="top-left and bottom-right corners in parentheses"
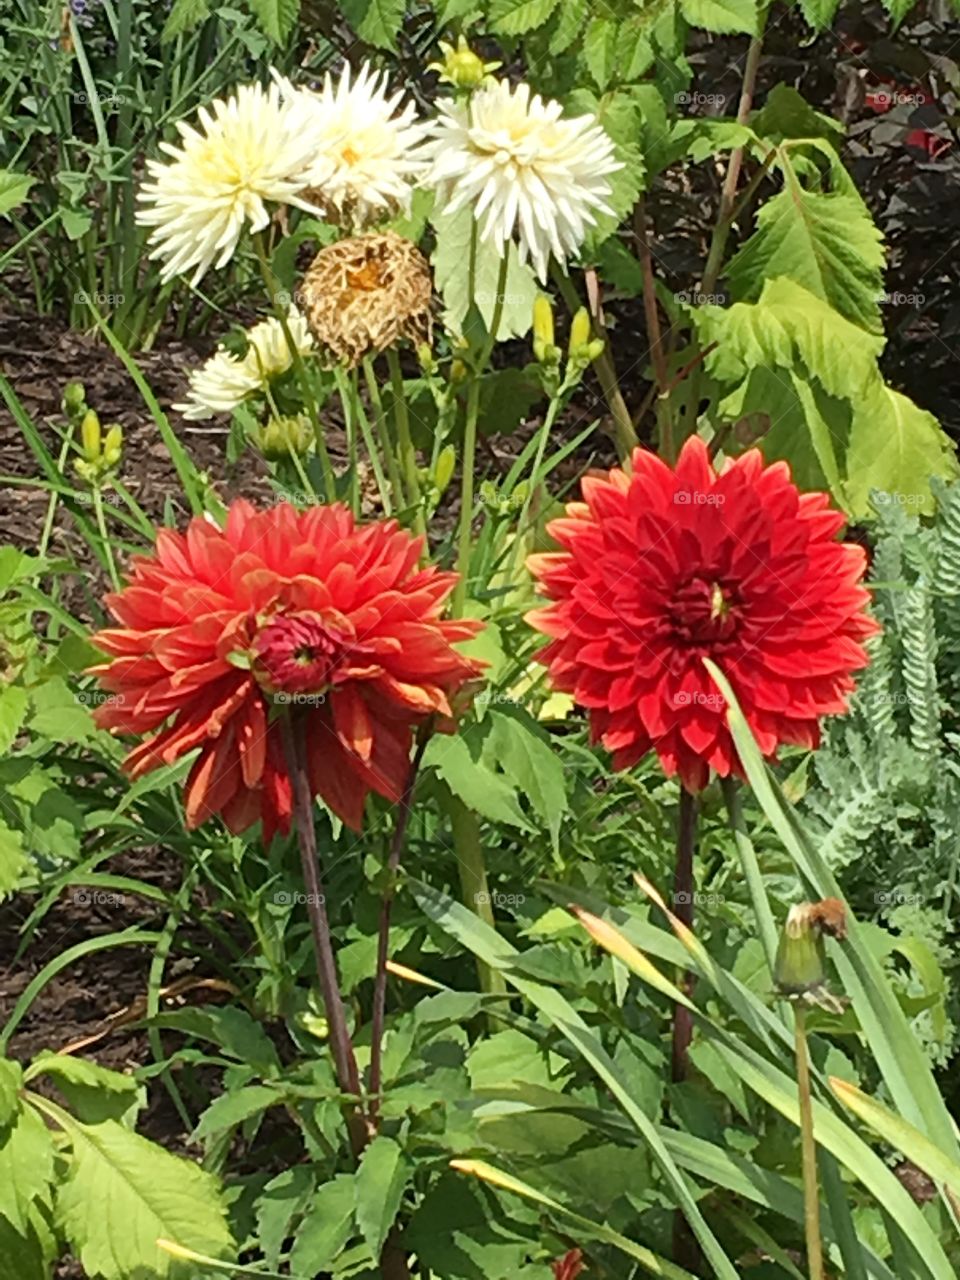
top-left (138, 81), bottom-right (329, 286)
top-left (426, 78), bottom-right (622, 282)
top-left (175, 308), bottom-right (314, 421)
top-left (272, 62), bottom-right (430, 228)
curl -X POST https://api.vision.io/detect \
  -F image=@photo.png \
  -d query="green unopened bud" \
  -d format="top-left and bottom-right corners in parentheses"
top-left (81, 409), bottom-right (101, 461)
top-left (568, 307), bottom-right (592, 356)
top-left (417, 342), bottom-right (438, 376)
top-left (450, 357), bottom-right (468, 383)
top-left (584, 337), bottom-right (605, 362)
top-left (429, 36), bottom-right (501, 90)
top-left (434, 443), bottom-right (456, 496)
top-left (774, 899), bottom-right (846, 996)
top-left (102, 424), bottom-right (123, 467)
top-left (63, 382), bottom-right (86, 417)
top-left (259, 414), bottom-right (312, 462)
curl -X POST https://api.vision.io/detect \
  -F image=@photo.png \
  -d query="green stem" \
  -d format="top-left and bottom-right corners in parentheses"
top-left (39, 424), bottom-right (74, 560)
top-left (386, 347), bottom-right (426, 540)
top-left (349, 366), bottom-right (392, 515)
top-left (795, 1004), bottom-right (825, 1280)
top-left (333, 365), bottom-right (360, 517)
top-left (453, 250), bottom-right (509, 615)
top-left (252, 231), bottom-right (336, 503)
top-left (92, 488), bottom-right (120, 589)
top-left (721, 776), bottom-right (778, 977)
top-left (448, 795), bottom-right (508, 999)
top-left (363, 356), bottom-right (405, 513)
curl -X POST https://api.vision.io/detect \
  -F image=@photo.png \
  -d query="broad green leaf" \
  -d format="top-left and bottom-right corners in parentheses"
top-left (193, 1085), bottom-right (283, 1140)
top-left (751, 85), bottom-right (845, 146)
top-left (0, 172), bottom-right (33, 219)
top-left (0, 1059), bottom-right (21, 1121)
top-left (485, 707), bottom-right (568, 847)
top-left (341, 0), bottom-right (406, 48)
top-left (150, 1006), bottom-right (280, 1075)
top-left (0, 821), bottom-right (26, 898)
top-left (256, 1166), bottom-right (314, 1270)
top-left (0, 1101), bottom-right (55, 1234)
top-left (843, 383), bottom-right (958, 518)
top-left (56, 1116), bottom-right (234, 1278)
top-left (727, 174), bottom-right (886, 331)
top-left (161, 0), bottom-right (210, 39)
top-left (695, 276), bottom-right (883, 402)
top-left (24, 1052), bottom-right (141, 1126)
top-left (431, 205), bottom-right (538, 342)
top-left (0, 1212), bottom-right (56, 1280)
top-left (246, 0), bottom-right (300, 41)
top-left (410, 879), bottom-right (741, 1280)
top-left (680, 0), bottom-right (757, 32)
top-left (582, 17), bottom-right (618, 89)
top-left (797, 0), bottom-right (841, 26)
top-left (490, 0), bottom-right (560, 34)
top-left (29, 677), bottom-right (98, 743)
top-left (425, 735), bottom-right (531, 830)
top-left (549, 0), bottom-right (588, 51)
top-left (355, 1135), bottom-right (410, 1256)
top-left (452, 1160), bottom-right (697, 1279)
top-left (291, 1175), bottom-right (356, 1273)
top-left (0, 685), bottom-right (28, 754)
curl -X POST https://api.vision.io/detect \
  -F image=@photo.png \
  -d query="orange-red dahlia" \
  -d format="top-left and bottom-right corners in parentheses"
top-left (90, 501), bottom-right (482, 839)
top-left (527, 437), bottom-right (879, 792)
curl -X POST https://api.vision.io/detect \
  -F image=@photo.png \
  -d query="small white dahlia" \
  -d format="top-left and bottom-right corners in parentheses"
top-left (175, 309), bottom-right (314, 421)
top-left (273, 62), bottom-right (430, 228)
top-left (138, 80), bottom-right (328, 286)
top-left (426, 78), bottom-right (622, 282)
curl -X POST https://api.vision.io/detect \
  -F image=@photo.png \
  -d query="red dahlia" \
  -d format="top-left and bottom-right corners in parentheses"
top-left (90, 501), bottom-right (482, 839)
top-left (527, 438), bottom-right (878, 791)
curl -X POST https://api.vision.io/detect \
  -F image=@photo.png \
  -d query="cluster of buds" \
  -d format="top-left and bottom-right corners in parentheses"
top-left (429, 36), bottom-right (501, 90)
top-left (532, 296), bottom-right (605, 392)
top-left (64, 383), bottom-right (122, 487)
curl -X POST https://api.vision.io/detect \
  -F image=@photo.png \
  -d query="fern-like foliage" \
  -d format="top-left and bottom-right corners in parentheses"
top-left (802, 483), bottom-right (960, 1066)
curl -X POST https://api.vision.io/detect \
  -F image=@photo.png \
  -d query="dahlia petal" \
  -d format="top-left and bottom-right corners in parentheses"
top-left (332, 686), bottom-right (374, 763)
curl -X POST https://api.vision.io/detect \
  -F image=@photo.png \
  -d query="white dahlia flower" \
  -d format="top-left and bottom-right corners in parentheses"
top-left (175, 308), bottom-right (314, 421)
top-left (273, 62), bottom-right (430, 228)
top-left (426, 78), bottom-right (622, 282)
top-left (138, 81), bottom-right (329, 286)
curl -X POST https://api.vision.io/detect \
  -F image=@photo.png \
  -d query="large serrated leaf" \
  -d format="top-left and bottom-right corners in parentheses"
top-left (291, 1175), bottom-right (356, 1273)
top-left (0, 172), bottom-right (33, 220)
top-left (355, 1136), bottom-right (410, 1256)
top-left (246, 0), bottom-right (300, 42)
top-left (0, 821), bottom-right (26, 898)
top-left (680, 0), bottom-right (756, 33)
top-left (0, 1102), bottom-right (55, 1234)
top-left (727, 174), bottom-right (886, 331)
top-left (490, 0), bottom-right (560, 35)
top-left (160, 0), bottom-right (210, 40)
top-left (57, 1118), bottom-right (234, 1278)
top-left (341, 0), bottom-right (407, 47)
top-left (485, 707), bottom-right (568, 848)
top-left (425, 735), bottom-right (532, 830)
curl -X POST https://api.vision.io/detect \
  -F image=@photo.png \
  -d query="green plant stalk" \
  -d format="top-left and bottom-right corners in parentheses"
top-left (386, 347), bottom-right (426, 539)
top-left (721, 776), bottom-right (779, 977)
top-left (39, 423), bottom-right (75, 560)
top-left (278, 713), bottom-right (368, 1158)
top-left (252, 231), bottom-right (336, 503)
top-left (448, 795), bottom-right (507, 999)
top-left (453, 250), bottom-right (510, 614)
top-left (92, 486), bottom-right (120, 589)
top-left (795, 1004), bottom-right (825, 1280)
top-left (348, 366), bottom-right (392, 514)
top-left (671, 786), bottom-right (698, 1083)
top-left (363, 355), bottom-right (405, 512)
top-left (332, 365), bottom-right (360, 516)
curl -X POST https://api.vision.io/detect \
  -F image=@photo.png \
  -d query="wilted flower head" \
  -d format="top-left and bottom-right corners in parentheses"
top-left (426, 78), bottom-right (621, 282)
top-left (175, 308), bottom-right (314, 421)
top-left (527, 437), bottom-right (879, 791)
top-left (138, 80), bottom-right (327, 285)
top-left (274, 62), bottom-right (430, 229)
top-left (300, 231), bottom-right (433, 367)
top-left (89, 502), bottom-right (483, 839)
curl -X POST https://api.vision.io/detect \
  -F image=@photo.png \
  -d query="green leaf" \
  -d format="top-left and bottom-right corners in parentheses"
top-left (727, 170), bottom-right (886, 331)
top-left (161, 0), bottom-right (210, 39)
top-left (797, 0), bottom-right (841, 28)
top-left (695, 276), bottom-right (883, 402)
top-left (149, 1006), bottom-right (280, 1075)
top-left (750, 85), bottom-right (845, 146)
top-left (291, 1175), bottom-right (356, 1273)
top-left (485, 707), bottom-right (569, 848)
top-left (340, 0), bottom-right (406, 48)
top-left (0, 172), bottom-right (33, 220)
top-left (29, 677), bottom-right (99, 743)
top-left (256, 1167), bottom-right (315, 1269)
top-left (680, 0), bottom-right (757, 33)
top-left (56, 1117), bottom-right (234, 1278)
top-left (0, 1101), bottom-right (55, 1234)
top-left (549, 0), bottom-right (588, 51)
top-left (355, 1136), bottom-right (410, 1256)
top-left (246, 0), bottom-right (299, 41)
top-left (843, 383), bottom-right (958, 518)
top-left (24, 1052), bottom-right (141, 1126)
top-left (0, 1212), bottom-right (56, 1280)
top-left (0, 1059), bottom-right (21, 1122)
top-left (582, 17), bottom-right (619, 89)
top-left (431, 205), bottom-right (538, 342)
top-left (193, 1085), bottom-right (282, 1141)
top-left (0, 685), bottom-right (28, 753)
top-left (489, 0), bottom-right (559, 34)
top-left (425, 735), bottom-right (531, 830)
top-left (0, 821), bottom-right (26, 898)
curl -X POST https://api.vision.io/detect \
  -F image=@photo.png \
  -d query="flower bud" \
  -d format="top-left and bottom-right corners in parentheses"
top-left (81, 409), bottom-right (101, 461)
top-left (429, 36), bottom-right (501, 90)
top-left (434, 443), bottom-right (456, 496)
top-left (774, 899), bottom-right (846, 996)
top-left (450, 358), bottom-right (468, 383)
top-left (259, 414), bottom-right (312, 462)
top-left (417, 342), bottom-right (438, 376)
top-left (533, 295), bottom-right (562, 367)
top-left (63, 382), bottom-right (86, 417)
top-left (102, 425), bottom-right (123, 467)
top-left (568, 307), bottom-right (592, 356)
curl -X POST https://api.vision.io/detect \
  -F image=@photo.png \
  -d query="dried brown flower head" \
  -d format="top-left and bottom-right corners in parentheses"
top-left (300, 231), bottom-right (433, 367)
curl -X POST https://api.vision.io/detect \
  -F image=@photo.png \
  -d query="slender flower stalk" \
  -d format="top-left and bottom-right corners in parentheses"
top-left (795, 1004), bottom-right (825, 1280)
top-left (386, 347), bottom-right (426, 540)
top-left (279, 713), bottom-right (368, 1155)
top-left (671, 787), bottom-right (698, 1083)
